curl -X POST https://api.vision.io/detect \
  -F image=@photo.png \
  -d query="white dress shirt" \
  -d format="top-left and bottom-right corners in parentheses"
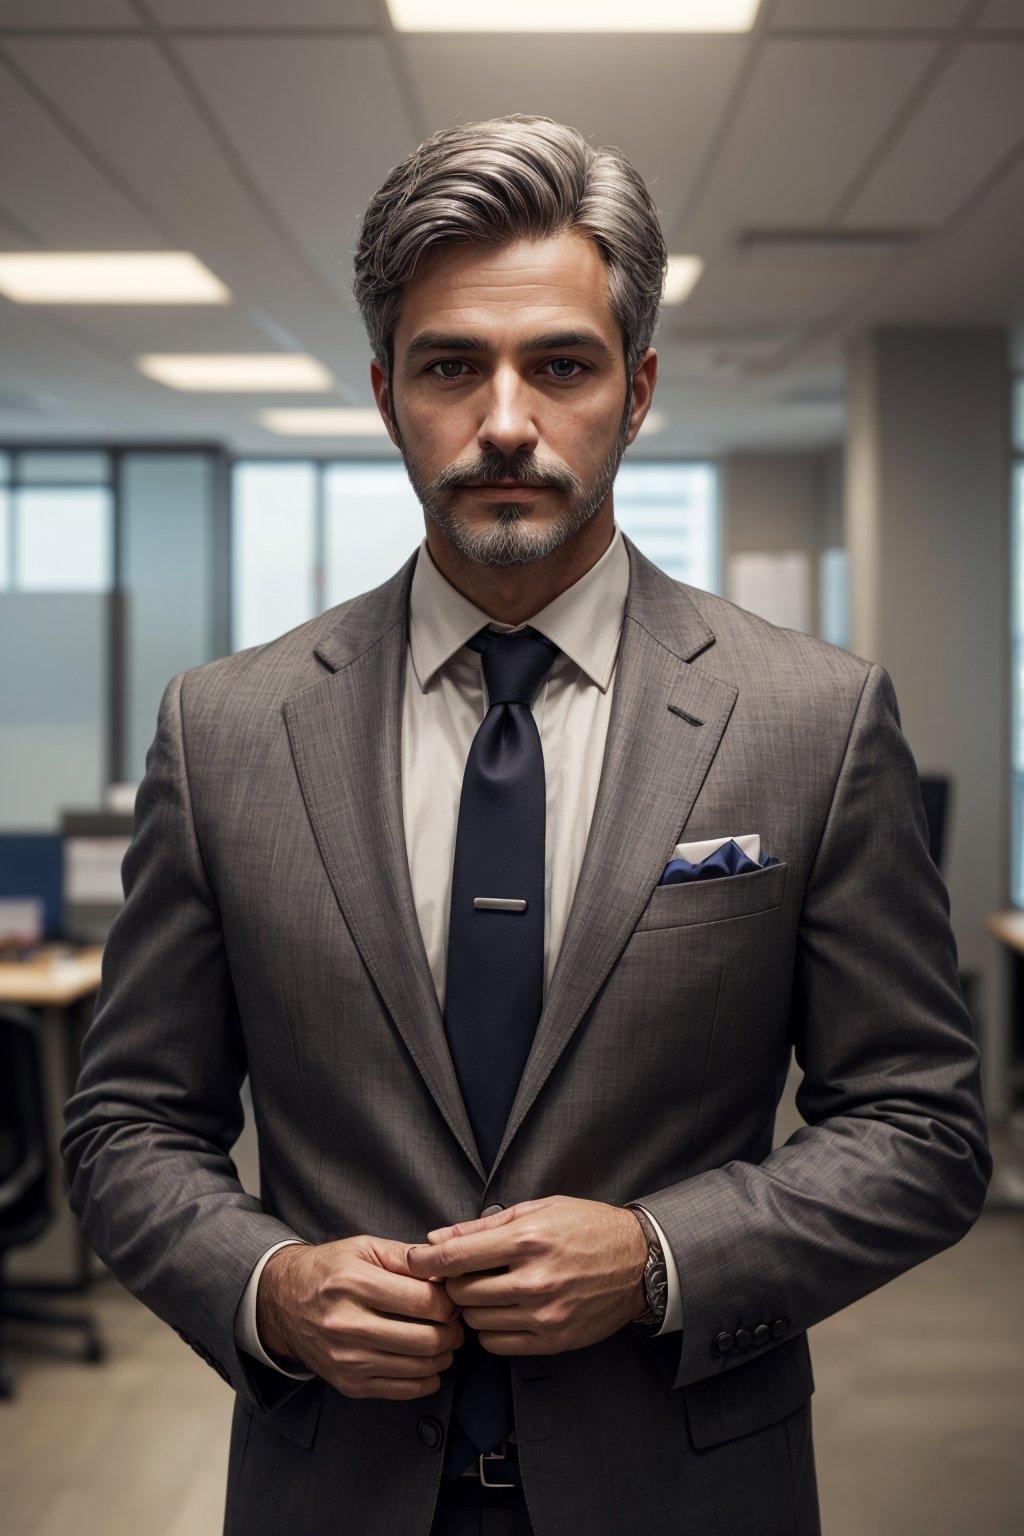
top-left (236, 527), bottom-right (681, 1373)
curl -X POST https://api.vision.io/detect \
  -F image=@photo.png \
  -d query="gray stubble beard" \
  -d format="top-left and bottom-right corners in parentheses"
top-left (400, 404), bottom-right (631, 570)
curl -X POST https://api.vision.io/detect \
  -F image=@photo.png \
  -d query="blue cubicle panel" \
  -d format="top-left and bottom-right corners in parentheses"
top-left (0, 833), bottom-right (64, 939)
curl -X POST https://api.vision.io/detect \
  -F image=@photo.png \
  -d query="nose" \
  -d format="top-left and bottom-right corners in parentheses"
top-left (477, 366), bottom-right (539, 457)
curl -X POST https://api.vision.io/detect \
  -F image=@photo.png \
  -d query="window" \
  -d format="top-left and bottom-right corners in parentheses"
top-left (231, 462), bottom-right (317, 652)
top-left (614, 462), bottom-right (719, 592)
top-left (0, 450), bottom-right (113, 593)
top-left (231, 457), bottom-right (721, 651)
top-left (324, 464), bottom-right (424, 607)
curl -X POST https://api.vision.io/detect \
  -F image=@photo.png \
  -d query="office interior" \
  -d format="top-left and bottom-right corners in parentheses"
top-left (0, 1), bottom-right (1022, 1533)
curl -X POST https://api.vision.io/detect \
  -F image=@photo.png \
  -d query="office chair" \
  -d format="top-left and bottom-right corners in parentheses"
top-left (0, 1005), bottom-right (104, 1400)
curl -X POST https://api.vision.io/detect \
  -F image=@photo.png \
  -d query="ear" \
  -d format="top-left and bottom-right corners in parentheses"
top-left (370, 357), bottom-right (402, 448)
top-left (623, 349), bottom-right (658, 448)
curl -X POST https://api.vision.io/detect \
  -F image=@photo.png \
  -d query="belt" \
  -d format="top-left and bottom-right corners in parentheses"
top-left (438, 1438), bottom-right (524, 1507)
top-left (460, 1440), bottom-right (521, 1489)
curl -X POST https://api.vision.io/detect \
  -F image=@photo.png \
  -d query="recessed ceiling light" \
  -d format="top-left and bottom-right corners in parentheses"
top-left (0, 252), bottom-right (230, 304)
top-left (663, 256), bottom-right (705, 306)
top-left (387, 0), bottom-right (760, 30)
top-left (137, 355), bottom-right (334, 392)
top-left (259, 408), bottom-right (390, 437)
top-left (736, 229), bottom-right (923, 264)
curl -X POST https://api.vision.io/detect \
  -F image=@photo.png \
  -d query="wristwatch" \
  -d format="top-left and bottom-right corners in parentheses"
top-left (628, 1205), bottom-right (668, 1332)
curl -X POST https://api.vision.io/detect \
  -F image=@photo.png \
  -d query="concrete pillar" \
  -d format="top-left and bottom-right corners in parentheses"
top-left (845, 328), bottom-right (1011, 1117)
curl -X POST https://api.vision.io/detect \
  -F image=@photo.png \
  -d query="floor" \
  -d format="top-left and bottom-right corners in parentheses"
top-left (2, 1204), bottom-right (1022, 1536)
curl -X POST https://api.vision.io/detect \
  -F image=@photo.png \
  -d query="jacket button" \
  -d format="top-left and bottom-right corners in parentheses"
top-left (734, 1328), bottom-right (753, 1350)
top-left (771, 1317), bottom-right (790, 1339)
top-left (753, 1324), bottom-right (770, 1346)
top-left (417, 1416), bottom-right (444, 1451)
top-left (481, 1204), bottom-right (504, 1217)
top-left (713, 1332), bottom-right (734, 1355)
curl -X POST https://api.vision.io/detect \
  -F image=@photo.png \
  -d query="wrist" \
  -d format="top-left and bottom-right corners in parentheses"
top-left (257, 1243), bottom-right (307, 1367)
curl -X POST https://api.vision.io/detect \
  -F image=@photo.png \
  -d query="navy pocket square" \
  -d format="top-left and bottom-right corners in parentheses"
top-left (659, 837), bottom-right (779, 886)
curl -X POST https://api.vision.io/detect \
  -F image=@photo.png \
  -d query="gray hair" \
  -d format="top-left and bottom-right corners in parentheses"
top-left (352, 116), bottom-right (667, 382)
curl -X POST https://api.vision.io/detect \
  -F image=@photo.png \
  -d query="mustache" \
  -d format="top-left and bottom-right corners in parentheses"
top-left (429, 450), bottom-right (582, 498)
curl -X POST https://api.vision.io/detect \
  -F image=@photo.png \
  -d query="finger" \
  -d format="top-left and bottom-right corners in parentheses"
top-left (426, 1201), bottom-right (542, 1244)
top-left (350, 1348), bottom-right (455, 1379)
top-left (445, 1272), bottom-right (520, 1307)
top-left (354, 1265), bottom-right (459, 1323)
top-left (407, 1231), bottom-right (519, 1279)
top-left (462, 1308), bottom-right (531, 1333)
top-left (357, 1374), bottom-right (443, 1401)
top-left (367, 1318), bottom-right (464, 1358)
top-left (477, 1331), bottom-right (544, 1356)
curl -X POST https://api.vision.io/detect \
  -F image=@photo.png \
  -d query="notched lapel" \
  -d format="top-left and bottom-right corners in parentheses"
top-left (496, 553), bottom-right (738, 1169)
top-left (284, 592), bottom-right (484, 1179)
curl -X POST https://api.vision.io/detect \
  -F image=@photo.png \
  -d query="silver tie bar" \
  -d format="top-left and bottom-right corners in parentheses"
top-left (473, 898), bottom-right (528, 913)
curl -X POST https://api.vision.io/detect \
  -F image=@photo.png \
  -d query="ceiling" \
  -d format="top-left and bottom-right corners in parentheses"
top-left (0, 0), bottom-right (1022, 457)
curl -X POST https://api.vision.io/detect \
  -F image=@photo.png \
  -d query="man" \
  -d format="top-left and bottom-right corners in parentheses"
top-left (63, 117), bottom-right (990, 1536)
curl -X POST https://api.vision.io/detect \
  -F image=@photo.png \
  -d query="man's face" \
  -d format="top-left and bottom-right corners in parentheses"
top-left (372, 230), bottom-right (654, 569)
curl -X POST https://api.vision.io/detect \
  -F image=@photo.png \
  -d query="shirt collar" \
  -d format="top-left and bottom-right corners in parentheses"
top-left (409, 527), bottom-right (629, 694)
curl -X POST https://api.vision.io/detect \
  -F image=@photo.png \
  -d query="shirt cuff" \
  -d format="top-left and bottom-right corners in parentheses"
top-left (234, 1240), bottom-right (315, 1379)
top-left (632, 1205), bottom-right (682, 1335)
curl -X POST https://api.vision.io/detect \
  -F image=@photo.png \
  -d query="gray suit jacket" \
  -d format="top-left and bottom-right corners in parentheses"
top-left (62, 540), bottom-right (990, 1536)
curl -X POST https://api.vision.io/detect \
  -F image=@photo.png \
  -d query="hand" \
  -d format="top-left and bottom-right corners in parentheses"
top-left (406, 1196), bottom-right (648, 1356)
top-left (256, 1236), bottom-right (464, 1400)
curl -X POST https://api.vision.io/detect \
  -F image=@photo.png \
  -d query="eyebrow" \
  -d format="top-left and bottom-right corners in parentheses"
top-left (403, 329), bottom-right (617, 365)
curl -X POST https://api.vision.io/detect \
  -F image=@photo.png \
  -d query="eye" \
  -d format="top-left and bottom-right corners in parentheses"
top-left (544, 357), bottom-right (586, 380)
top-left (428, 359), bottom-right (472, 379)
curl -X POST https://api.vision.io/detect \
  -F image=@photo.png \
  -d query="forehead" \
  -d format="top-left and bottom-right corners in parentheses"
top-left (394, 231), bottom-right (619, 351)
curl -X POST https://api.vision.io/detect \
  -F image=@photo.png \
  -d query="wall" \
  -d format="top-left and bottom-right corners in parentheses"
top-left (846, 327), bottom-right (1010, 1115)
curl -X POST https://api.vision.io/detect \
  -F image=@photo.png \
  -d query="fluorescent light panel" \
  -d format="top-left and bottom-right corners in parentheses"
top-left (260, 408), bottom-right (389, 437)
top-left (0, 252), bottom-right (230, 304)
top-left (387, 0), bottom-right (760, 29)
top-left (138, 355), bottom-right (334, 392)
top-left (663, 256), bottom-right (705, 305)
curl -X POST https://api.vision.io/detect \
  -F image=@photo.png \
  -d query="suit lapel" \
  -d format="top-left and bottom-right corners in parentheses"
top-left (496, 544), bottom-right (738, 1169)
top-left (283, 559), bottom-right (485, 1179)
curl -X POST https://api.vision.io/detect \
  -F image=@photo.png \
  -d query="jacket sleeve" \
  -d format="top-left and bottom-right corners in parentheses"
top-left (61, 671), bottom-right (304, 1409)
top-left (637, 661), bottom-right (992, 1391)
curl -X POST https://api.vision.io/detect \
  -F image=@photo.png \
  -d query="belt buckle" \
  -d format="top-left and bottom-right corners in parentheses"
top-left (478, 1449), bottom-right (515, 1489)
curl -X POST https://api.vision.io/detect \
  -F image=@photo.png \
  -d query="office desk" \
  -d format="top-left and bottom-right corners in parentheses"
top-left (0, 946), bottom-right (104, 1287)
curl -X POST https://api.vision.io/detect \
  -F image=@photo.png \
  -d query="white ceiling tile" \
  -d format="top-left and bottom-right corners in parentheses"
top-left (666, 262), bottom-right (871, 330)
top-left (146, 0), bottom-right (378, 28)
top-left (401, 36), bottom-right (747, 229)
top-left (772, 0), bottom-right (968, 27)
top-left (7, 38), bottom-right (376, 393)
top-left (681, 38), bottom-right (938, 250)
top-left (175, 37), bottom-right (418, 296)
top-left (0, 1), bottom-right (137, 26)
top-left (977, 0), bottom-right (1024, 29)
top-left (842, 149), bottom-right (1024, 327)
top-left (844, 42), bottom-right (1024, 228)
top-left (0, 57), bottom-right (161, 247)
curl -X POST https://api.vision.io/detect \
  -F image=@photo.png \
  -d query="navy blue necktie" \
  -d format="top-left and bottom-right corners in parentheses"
top-left (442, 625), bottom-right (558, 1478)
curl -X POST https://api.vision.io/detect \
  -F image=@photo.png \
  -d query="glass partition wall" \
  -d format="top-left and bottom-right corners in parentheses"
top-left (1, 446), bottom-right (718, 831)
top-left (0, 446), bottom-right (227, 828)
top-left (231, 457), bottom-right (720, 651)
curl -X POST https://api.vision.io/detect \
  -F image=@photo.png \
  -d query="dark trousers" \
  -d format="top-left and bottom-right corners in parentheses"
top-left (430, 1506), bottom-right (534, 1536)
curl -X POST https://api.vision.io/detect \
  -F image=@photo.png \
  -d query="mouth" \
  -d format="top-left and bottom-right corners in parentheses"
top-left (465, 481), bottom-right (548, 493)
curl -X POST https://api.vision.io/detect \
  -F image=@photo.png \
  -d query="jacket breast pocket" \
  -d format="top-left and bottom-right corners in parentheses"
top-left (634, 861), bottom-right (788, 934)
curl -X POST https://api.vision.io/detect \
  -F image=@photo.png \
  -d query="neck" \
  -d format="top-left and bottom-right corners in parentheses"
top-left (424, 509), bottom-right (615, 626)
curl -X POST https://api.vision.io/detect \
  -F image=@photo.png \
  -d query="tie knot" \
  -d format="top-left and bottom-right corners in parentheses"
top-left (471, 626), bottom-right (558, 707)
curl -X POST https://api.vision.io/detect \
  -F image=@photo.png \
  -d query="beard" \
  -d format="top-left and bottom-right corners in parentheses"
top-left (399, 407), bottom-right (630, 570)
